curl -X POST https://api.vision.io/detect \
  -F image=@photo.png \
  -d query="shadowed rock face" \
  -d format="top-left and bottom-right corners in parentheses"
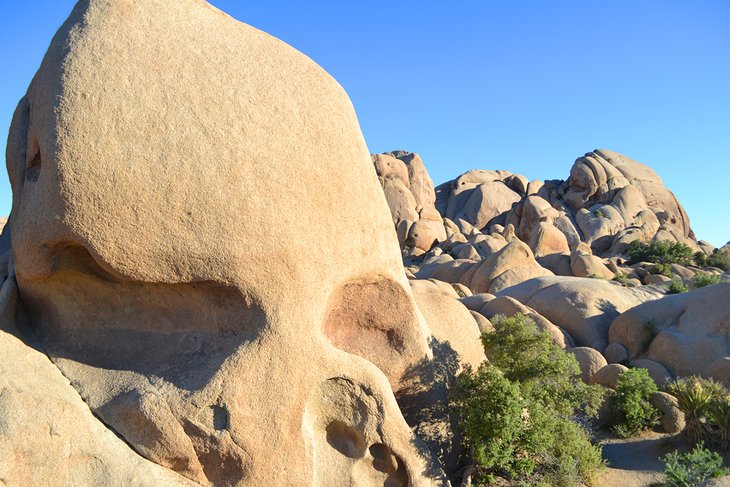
top-left (4, 0), bottom-right (479, 485)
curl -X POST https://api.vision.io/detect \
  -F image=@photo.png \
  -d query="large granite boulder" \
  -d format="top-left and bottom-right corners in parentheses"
top-left (608, 283), bottom-right (730, 383)
top-left (497, 276), bottom-right (662, 351)
top-left (4, 1), bottom-right (455, 485)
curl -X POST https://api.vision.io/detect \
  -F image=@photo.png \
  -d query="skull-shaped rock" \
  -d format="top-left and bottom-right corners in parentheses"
top-left (6, 0), bottom-right (457, 485)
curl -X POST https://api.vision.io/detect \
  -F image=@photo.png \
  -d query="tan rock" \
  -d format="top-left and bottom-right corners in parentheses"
top-left (459, 181), bottom-right (521, 230)
top-left (570, 250), bottom-right (615, 279)
top-left (604, 342), bottom-right (630, 364)
top-left (458, 293), bottom-right (496, 312)
top-left (643, 274), bottom-right (672, 285)
top-left (529, 222), bottom-right (570, 257)
top-left (650, 392), bottom-right (685, 434)
top-left (571, 347), bottom-right (608, 383)
top-left (608, 284), bottom-right (730, 382)
top-left (629, 359), bottom-right (673, 386)
top-left (498, 276), bottom-right (661, 350)
top-left (590, 363), bottom-right (629, 389)
top-left (6, 1), bottom-right (446, 484)
top-left (408, 280), bottom-right (486, 478)
top-left (460, 240), bottom-right (553, 294)
top-left (0, 321), bottom-right (198, 487)
top-left (469, 311), bottom-right (495, 334)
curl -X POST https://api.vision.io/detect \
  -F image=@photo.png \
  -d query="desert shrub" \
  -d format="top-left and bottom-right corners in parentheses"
top-left (708, 394), bottom-right (730, 451)
top-left (662, 442), bottom-right (729, 487)
top-left (667, 377), bottom-right (725, 445)
top-left (694, 272), bottom-right (722, 288)
top-left (650, 263), bottom-right (672, 277)
top-left (608, 368), bottom-right (660, 438)
top-left (452, 365), bottom-right (526, 481)
top-left (707, 252), bottom-right (730, 271)
top-left (696, 251), bottom-right (730, 271)
top-left (613, 273), bottom-right (630, 286)
top-left (481, 313), bottom-right (604, 417)
top-left (452, 314), bottom-right (605, 485)
top-left (627, 240), bottom-right (694, 266)
top-left (667, 279), bottom-right (689, 294)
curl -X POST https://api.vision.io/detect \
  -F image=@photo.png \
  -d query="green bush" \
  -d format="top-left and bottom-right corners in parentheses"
top-left (452, 314), bottom-right (605, 485)
top-left (613, 273), bottom-right (630, 287)
top-left (662, 442), bottom-right (729, 487)
top-left (667, 377), bottom-right (725, 445)
top-left (452, 365), bottom-right (526, 481)
top-left (666, 279), bottom-right (689, 294)
top-left (694, 272), bottom-right (722, 288)
top-left (650, 263), bottom-right (672, 277)
top-left (707, 252), bottom-right (730, 271)
top-left (608, 368), bottom-right (660, 437)
top-left (696, 251), bottom-right (730, 271)
top-left (480, 313), bottom-right (604, 417)
top-left (627, 240), bottom-right (694, 266)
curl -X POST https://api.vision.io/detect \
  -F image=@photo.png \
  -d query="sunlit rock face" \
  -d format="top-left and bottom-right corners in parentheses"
top-left (2, 0), bottom-right (487, 485)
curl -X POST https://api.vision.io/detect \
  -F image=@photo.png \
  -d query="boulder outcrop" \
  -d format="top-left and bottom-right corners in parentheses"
top-left (373, 152), bottom-right (446, 252)
top-left (2, 0), bottom-right (466, 485)
top-left (497, 276), bottom-right (662, 351)
top-left (608, 283), bottom-right (730, 384)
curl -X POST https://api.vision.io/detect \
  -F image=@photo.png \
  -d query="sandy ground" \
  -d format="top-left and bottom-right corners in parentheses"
top-left (597, 430), bottom-right (679, 486)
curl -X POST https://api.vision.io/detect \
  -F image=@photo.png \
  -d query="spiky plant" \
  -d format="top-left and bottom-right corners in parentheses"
top-left (667, 377), bottom-right (726, 445)
top-left (708, 394), bottom-right (730, 450)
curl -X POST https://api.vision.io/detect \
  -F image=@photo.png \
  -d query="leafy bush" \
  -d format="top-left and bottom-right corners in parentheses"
top-left (667, 377), bottom-right (725, 445)
top-left (452, 314), bottom-right (605, 485)
top-left (650, 263), bottom-right (672, 277)
top-left (480, 313), bottom-right (604, 417)
top-left (707, 252), bottom-right (730, 271)
top-left (662, 442), bottom-right (729, 487)
top-left (667, 279), bottom-right (689, 294)
top-left (696, 251), bottom-right (730, 271)
top-left (627, 240), bottom-right (694, 266)
top-left (613, 273), bottom-right (630, 287)
top-left (694, 272), bottom-right (722, 288)
top-left (608, 368), bottom-right (660, 438)
top-left (452, 365), bottom-right (526, 481)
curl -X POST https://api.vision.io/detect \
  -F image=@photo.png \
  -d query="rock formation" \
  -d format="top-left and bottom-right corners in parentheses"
top-left (1, 1), bottom-right (481, 485)
top-left (373, 151), bottom-right (446, 253)
top-left (608, 283), bottom-right (730, 384)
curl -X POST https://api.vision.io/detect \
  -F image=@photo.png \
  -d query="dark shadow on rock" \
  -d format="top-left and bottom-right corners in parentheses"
top-left (396, 337), bottom-right (465, 485)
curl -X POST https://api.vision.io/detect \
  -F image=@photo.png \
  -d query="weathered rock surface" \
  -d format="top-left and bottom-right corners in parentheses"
top-left (650, 392), bottom-right (685, 434)
top-left (3, 0), bottom-right (463, 485)
top-left (415, 240), bottom-right (553, 295)
top-left (373, 152), bottom-right (446, 252)
top-left (571, 347), bottom-right (608, 383)
top-left (590, 363), bottom-right (629, 389)
top-left (380, 149), bottom-right (703, 285)
top-left (0, 320), bottom-right (198, 487)
top-left (497, 276), bottom-right (662, 351)
top-left (609, 283), bottom-right (730, 383)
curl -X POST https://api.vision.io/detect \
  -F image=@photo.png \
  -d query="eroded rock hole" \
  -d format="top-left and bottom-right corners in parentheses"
top-left (211, 405), bottom-right (229, 431)
top-left (25, 144), bottom-right (41, 182)
top-left (325, 420), bottom-right (366, 459)
top-left (369, 443), bottom-right (410, 487)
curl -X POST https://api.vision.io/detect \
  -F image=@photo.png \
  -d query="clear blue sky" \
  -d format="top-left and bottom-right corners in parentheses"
top-left (1, 1), bottom-right (728, 246)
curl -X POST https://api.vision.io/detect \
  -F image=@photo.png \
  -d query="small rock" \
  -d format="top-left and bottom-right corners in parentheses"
top-left (650, 391), bottom-right (685, 434)
top-left (571, 347), bottom-right (608, 383)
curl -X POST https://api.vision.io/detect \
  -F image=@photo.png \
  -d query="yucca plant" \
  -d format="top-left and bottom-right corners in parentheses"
top-left (708, 394), bottom-right (730, 450)
top-left (667, 377), bottom-right (726, 445)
